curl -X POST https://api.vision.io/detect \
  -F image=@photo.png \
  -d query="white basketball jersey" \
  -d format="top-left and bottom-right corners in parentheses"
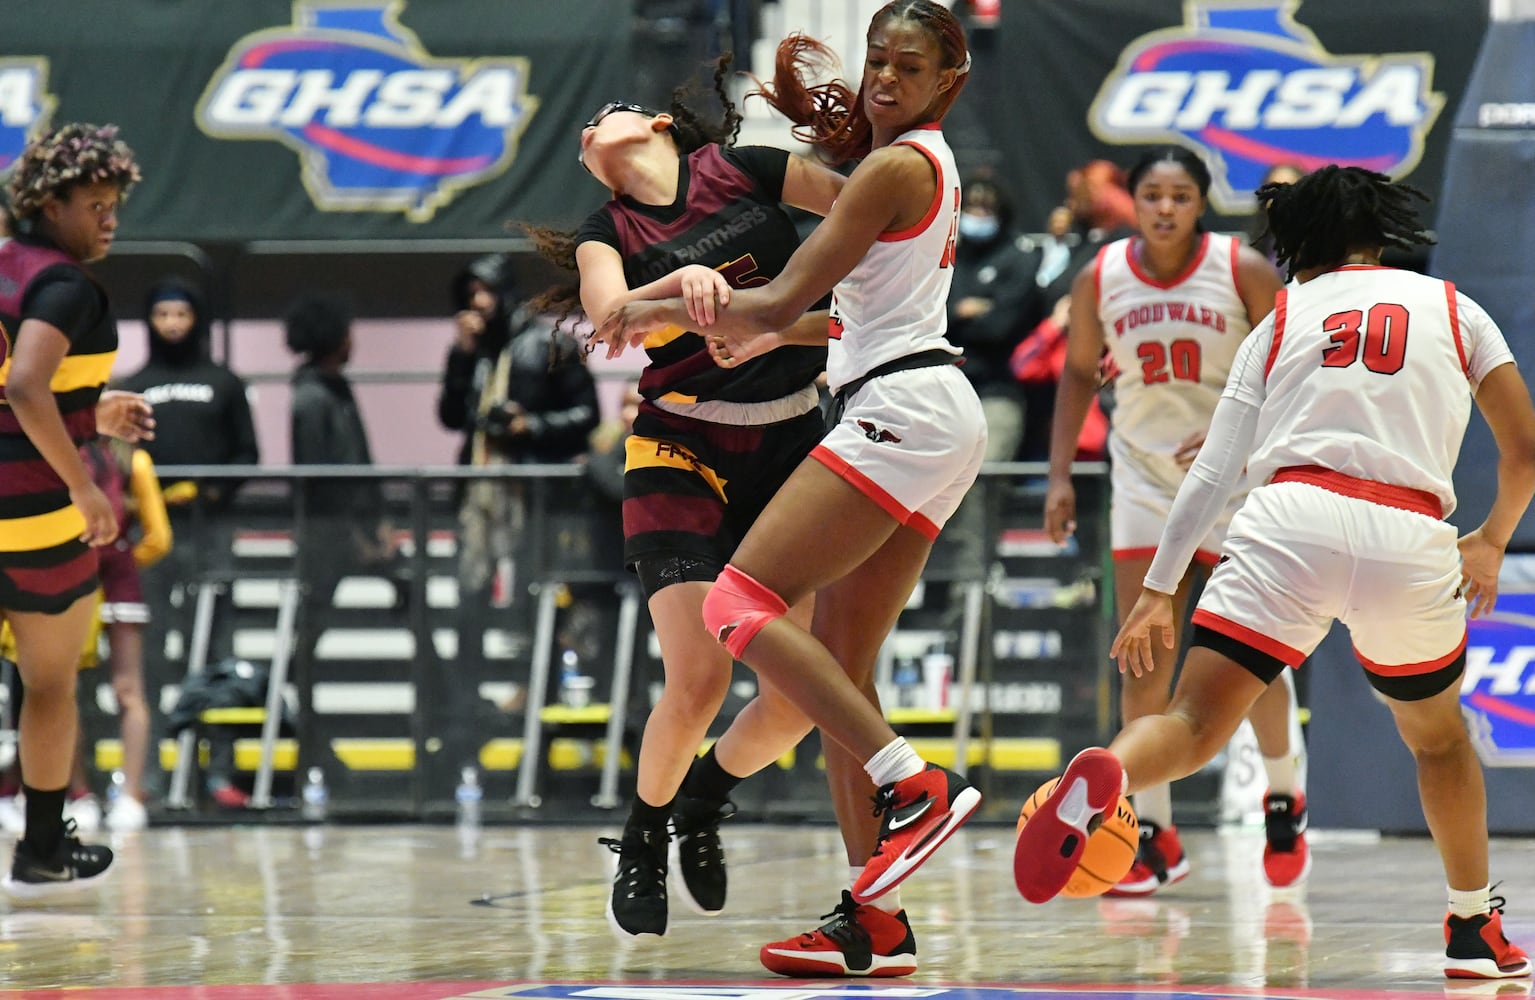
top-left (1229, 265), bottom-right (1514, 517)
top-left (1097, 232), bottom-right (1252, 458)
top-left (825, 125), bottom-right (962, 394)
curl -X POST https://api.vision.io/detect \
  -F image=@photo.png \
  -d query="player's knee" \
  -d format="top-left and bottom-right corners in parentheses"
top-left (702, 565), bottom-right (787, 660)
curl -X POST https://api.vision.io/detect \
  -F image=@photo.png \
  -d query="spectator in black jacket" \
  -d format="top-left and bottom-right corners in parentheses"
top-left (946, 172), bottom-right (1039, 462)
top-left (286, 295), bottom-right (396, 685)
top-left (435, 254), bottom-right (598, 677)
top-left (116, 279), bottom-right (258, 721)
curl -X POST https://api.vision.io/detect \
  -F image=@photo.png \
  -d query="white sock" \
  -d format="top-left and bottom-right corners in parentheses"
top-left (1262, 753), bottom-right (1298, 797)
top-left (1449, 884), bottom-right (1492, 919)
top-left (850, 865), bottom-right (903, 913)
top-left (864, 738), bottom-right (925, 788)
top-left (1134, 783), bottom-right (1173, 829)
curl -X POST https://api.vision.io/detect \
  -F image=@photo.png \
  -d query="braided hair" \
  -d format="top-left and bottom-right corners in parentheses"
top-left (1255, 165), bottom-right (1433, 280)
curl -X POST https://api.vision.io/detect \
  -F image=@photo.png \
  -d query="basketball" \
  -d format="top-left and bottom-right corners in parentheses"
top-left (1017, 777), bottom-right (1140, 897)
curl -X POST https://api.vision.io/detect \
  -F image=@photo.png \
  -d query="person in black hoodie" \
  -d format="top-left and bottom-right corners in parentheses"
top-left (116, 278), bottom-right (258, 735)
top-left (285, 295), bottom-right (397, 708)
top-left (435, 254), bottom-right (598, 670)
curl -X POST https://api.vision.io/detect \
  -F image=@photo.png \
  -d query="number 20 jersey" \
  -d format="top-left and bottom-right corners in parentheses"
top-left (1096, 231), bottom-right (1251, 460)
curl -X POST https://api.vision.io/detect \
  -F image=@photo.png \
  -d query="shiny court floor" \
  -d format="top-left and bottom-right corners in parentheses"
top-left (0, 821), bottom-right (1531, 999)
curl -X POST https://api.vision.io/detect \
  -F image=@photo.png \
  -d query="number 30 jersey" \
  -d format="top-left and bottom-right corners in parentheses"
top-left (1096, 231), bottom-right (1251, 462)
top-left (1228, 264), bottom-right (1513, 518)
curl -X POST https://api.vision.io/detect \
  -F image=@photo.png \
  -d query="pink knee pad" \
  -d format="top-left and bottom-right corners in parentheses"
top-left (702, 565), bottom-right (788, 659)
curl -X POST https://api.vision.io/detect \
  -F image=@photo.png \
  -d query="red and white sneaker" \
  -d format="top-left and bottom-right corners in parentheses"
top-left (760, 891), bottom-right (917, 977)
top-left (1013, 747), bottom-right (1124, 904)
top-left (1446, 899), bottom-right (1533, 980)
top-left (1106, 820), bottom-right (1190, 897)
top-left (851, 763), bottom-right (981, 904)
top-left (1262, 790), bottom-right (1311, 888)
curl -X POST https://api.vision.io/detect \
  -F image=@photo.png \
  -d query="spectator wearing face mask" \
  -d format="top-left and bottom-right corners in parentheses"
top-left (945, 170), bottom-right (1039, 462)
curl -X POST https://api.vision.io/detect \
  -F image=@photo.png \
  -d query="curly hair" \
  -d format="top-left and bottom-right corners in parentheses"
top-left (284, 293), bottom-right (353, 360)
top-left (1255, 165), bottom-right (1433, 280)
top-left (6, 122), bottom-right (142, 223)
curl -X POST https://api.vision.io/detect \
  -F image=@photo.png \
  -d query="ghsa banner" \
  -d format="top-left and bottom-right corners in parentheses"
top-left (0, 58), bottom-right (53, 173)
top-left (1464, 590), bottom-right (1535, 768)
top-left (1089, 0), bottom-right (1443, 213)
top-left (196, 0), bottom-right (538, 222)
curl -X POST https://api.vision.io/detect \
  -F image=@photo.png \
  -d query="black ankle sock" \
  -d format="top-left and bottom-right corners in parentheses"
top-left (628, 794), bottom-right (673, 834)
top-left (22, 784), bottom-right (67, 855)
top-left (680, 745), bottom-right (743, 804)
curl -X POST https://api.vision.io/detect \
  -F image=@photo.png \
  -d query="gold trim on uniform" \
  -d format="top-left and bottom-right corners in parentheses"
top-left (0, 350), bottom-right (114, 394)
top-left (0, 504), bottom-right (86, 552)
top-left (624, 435), bottom-right (729, 501)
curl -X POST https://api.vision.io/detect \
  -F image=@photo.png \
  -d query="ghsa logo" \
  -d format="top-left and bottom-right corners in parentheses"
top-left (1462, 591), bottom-right (1535, 768)
top-left (1090, 0), bottom-right (1443, 213)
top-left (196, 0), bottom-right (538, 222)
top-left (0, 58), bottom-right (54, 173)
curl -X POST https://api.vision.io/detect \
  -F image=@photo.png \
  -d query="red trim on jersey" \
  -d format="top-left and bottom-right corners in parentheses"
top-left (1112, 547), bottom-right (1220, 567)
top-left (1263, 288), bottom-right (1288, 380)
top-left (1445, 280), bottom-right (1470, 379)
top-left (1126, 232), bottom-right (1211, 289)
top-left (878, 141), bottom-right (944, 243)
top-left (810, 444), bottom-right (940, 540)
top-left (1270, 465), bottom-right (1443, 519)
top-left (1191, 609), bottom-right (1307, 667)
top-left (1093, 245), bottom-right (1109, 317)
top-left (1228, 234), bottom-right (1241, 290)
top-left (1355, 629), bottom-right (1467, 678)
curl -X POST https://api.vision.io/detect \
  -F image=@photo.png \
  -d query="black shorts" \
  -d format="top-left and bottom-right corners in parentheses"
top-left (622, 404), bottom-right (824, 573)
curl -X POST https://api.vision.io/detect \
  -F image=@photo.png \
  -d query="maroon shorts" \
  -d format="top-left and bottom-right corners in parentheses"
top-left (97, 540), bottom-right (148, 624)
top-left (0, 541), bottom-right (99, 616)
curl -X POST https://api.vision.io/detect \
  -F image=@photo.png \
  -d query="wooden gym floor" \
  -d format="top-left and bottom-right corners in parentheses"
top-left (0, 821), bottom-right (1530, 999)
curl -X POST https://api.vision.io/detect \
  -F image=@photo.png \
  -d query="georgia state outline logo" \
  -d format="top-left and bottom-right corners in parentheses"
top-left (0, 58), bottom-right (54, 173)
top-left (196, 0), bottom-right (538, 221)
top-left (1089, 0), bottom-right (1443, 213)
top-left (1463, 591), bottom-right (1535, 768)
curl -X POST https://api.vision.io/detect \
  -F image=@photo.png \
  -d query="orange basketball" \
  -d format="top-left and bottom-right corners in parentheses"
top-left (1016, 777), bottom-right (1139, 897)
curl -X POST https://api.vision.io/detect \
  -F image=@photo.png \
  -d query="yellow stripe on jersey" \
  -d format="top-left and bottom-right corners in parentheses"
top-left (657, 390), bottom-right (699, 404)
top-left (642, 323), bottom-right (690, 350)
top-left (624, 434), bottom-right (729, 501)
top-left (0, 504), bottom-right (86, 552)
top-left (0, 351), bottom-right (114, 394)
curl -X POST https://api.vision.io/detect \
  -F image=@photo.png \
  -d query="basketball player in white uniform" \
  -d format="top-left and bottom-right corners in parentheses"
top-left (1045, 147), bottom-right (1304, 895)
top-left (1017, 165), bottom-right (1534, 982)
top-left (594, 2), bottom-right (985, 977)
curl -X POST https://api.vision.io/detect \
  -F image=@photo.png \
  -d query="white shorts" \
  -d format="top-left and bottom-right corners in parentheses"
top-left (1192, 480), bottom-right (1467, 689)
top-left (815, 363), bottom-right (987, 540)
top-left (1108, 431), bottom-right (1239, 567)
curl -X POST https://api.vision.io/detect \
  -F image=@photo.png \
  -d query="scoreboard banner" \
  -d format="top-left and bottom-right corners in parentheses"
top-left (0, 0), bottom-right (629, 240)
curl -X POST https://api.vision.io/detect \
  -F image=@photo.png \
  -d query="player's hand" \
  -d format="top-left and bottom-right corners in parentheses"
top-left (707, 330), bottom-right (780, 369)
top-left (677, 265), bottom-right (732, 326)
top-left (96, 390), bottom-right (155, 442)
top-left (1173, 429), bottom-right (1207, 471)
top-left (71, 481), bottom-right (118, 547)
top-left (594, 300), bottom-right (675, 360)
top-left (1043, 477), bottom-right (1077, 543)
top-left (1109, 588), bottom-right (1177, 677)
top-left (1458, 528), bottom-right (1504, 619)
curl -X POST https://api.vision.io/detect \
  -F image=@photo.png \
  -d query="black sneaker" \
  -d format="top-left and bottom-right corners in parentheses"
top-left (2, 821), bottom-right (114, 900)
top-left (599, 826), bottom-right (668, 939)
top-left (670, 795), bottom-right (734, 916)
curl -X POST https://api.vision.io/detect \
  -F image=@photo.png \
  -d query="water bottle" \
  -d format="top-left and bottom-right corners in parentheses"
top-left (106, 769), bottom-right (126, 809)
top-left (300, 766), bottom-right (329, 822)
top-left (454, 766), bottom-right (483, 829)
top-left (893, 656), bottom-right (921, 708)
top-left (559, 649), bottom-right (593, 708)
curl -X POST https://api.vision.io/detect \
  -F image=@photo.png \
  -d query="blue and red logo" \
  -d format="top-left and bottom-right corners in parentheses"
top-left (196, 1), bottom-right (538, 221)
top-left (0, 58), bottom-right (54, 174)
top-left (1463, 590), bottom-right (1535, 768)
top-left (1090, 1), bottom-right (1443, 213)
